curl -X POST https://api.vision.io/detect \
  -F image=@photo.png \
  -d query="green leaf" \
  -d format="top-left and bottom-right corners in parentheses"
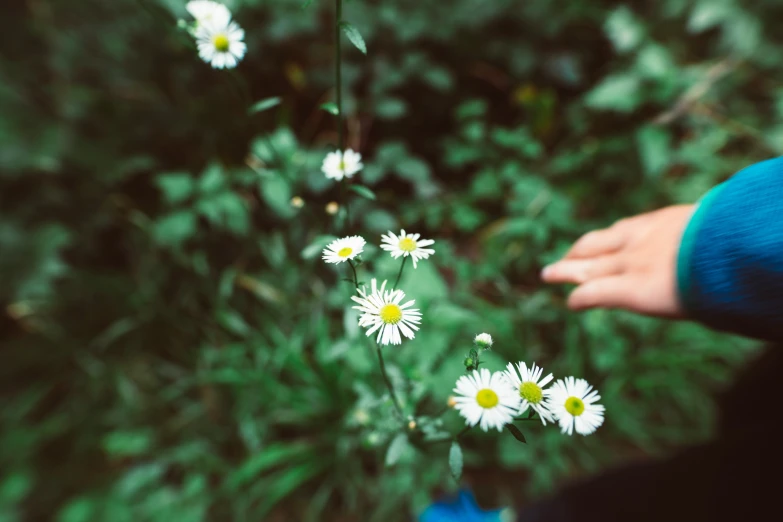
top-left (584, 73), bottom-right (641, 112)
top-left (604, 6), bottom-right (644, 53)
top-left (636, 126), bottom-right (671, 178)
top-left (153, 210), bottom-right (197, 245)
top-left (0, 472), bottom-right (32, 503)
top-left (248, 97), bottom-right (282, 114)
top-left (376, 97), bottom-right (407, 120)
top-left (216, 308), bottom-right (251, 337)
top-left (156, 172), bottom-right (195, 205)
top-left (58, 497), bottom-right (96, 522)
top-left (102, 430), bottom-right (154, 456)
top-left (348, 184), bottom-right (376, 200)
top-left (259, 174), bottom-right (294, 219)
top-left (301, 235), bottom-right (337, 260)
top-left (197, 192), bottom-right (250, 235)
top-left (449, 441), bottom-right (463, 482)
top-left (506, 424), bottom-right (527, 444)
top-left (320, 102), bottom-right (339, 115)
top-left (199, 163), bottom-right (225, 193)
top-left (385, 433), bottom-right (409, 467)
top-left (225, 442), bottom-right (312, 491)
top-left (256, 463), bottom-right (327, 519)
top-left (340, 22), bottom-right (367, 55)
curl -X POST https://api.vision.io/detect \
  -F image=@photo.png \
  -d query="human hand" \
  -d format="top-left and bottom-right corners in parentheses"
top-left (541, 205), bottom-right (696, 317)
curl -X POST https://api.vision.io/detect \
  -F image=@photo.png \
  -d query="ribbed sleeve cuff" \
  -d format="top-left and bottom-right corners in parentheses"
top-left (676, 183), bottom-right (726, 313)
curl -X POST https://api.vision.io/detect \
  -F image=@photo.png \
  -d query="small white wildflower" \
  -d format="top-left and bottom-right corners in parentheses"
top-left (322, 236), bottom-right (365, 264)
top-left (503, 362), bottom-right (555, 424)
top-left (322, 149), bottom-right (363, 181)
top-left (452, 369), bottom-right (518, 432)
top-left (547, 377), bottom-right (605, 436)
top-left (351, 279), bottom-right (422, 346)
top-left (186, 0), bottom-right (231, 26)
top-left (380, 229), bottom-right (435, 268)
top-left (194, 15), bottom-right (246, 69)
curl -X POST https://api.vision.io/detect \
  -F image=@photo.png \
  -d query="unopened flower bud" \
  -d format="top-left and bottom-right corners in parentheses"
top-left (474, 332), bottom-right (493, 350)
top-left (408, 420), bottom-right (417, 430)
top-left (447, 396), bottom-right (457, 408)
top-left (464, 357), bottom-right (474, 368)
top-left (290, 196), bottom-right (304, 208)
top-left (325, 201), bottom-right (339, 215)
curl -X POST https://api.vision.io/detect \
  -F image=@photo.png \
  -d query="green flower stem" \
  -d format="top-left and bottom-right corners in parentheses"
top-left (419, 425), bottom-right (472, 446)
top-left (334, 0), bottom-right (352, 233)
top-left (344, 184), bottom-right (352, 231)
top-left (335, 0), bottom-right (344, 151)
top-left (456, 425), bottom-right (472, 439)
top-left (393, 256), bottom-right (408, 289)
top-left (347, 259), bottom-right (359, 290)
top-left (375, 345), bottom-right (404, 419)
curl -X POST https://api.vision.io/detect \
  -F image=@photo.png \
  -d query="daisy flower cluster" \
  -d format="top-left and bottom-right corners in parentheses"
top-left (183, 1), bottom-right (246, 69)
top-left (322, 229), bottom-right (434, 346)
top-left (321, 229), bottom-right (605, 437)
top-left (452, 344), bottom-right (605, 436)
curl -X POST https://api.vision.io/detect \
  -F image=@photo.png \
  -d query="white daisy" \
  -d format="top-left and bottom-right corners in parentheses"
top-left (351, 279), bottom-right (421, 346)
top-left (186, 1), bottom-right (231, 26)
top-left (547, 377), bottom-right (605, 436)
top-left (503, 362), bottom-right (555, 425)
top-left (452, 368), bottom-right (519, 432)
top-left (474, 332), bottom-right (493, 350)
top-left (195, 16), bottom-right (246, 69)
top-left (322, 236), bottom-right (365, 264)
top-left (322, 149), bottom-right (363, 181)
top-left (380, 230), bottom-right (435, 268)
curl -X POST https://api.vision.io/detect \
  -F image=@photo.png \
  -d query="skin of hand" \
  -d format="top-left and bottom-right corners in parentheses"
top-left (541, 204), bottom-right (696, 318)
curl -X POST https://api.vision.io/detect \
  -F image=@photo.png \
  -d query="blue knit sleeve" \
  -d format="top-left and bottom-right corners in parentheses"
top-left (676, 156), bottom-right (783, 341)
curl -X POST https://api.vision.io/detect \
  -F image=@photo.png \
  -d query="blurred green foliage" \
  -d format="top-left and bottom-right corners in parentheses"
top-left (1, 0), bottom-right (778, 519)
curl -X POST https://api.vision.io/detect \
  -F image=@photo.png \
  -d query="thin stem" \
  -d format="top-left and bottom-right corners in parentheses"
top-left (335, 0), bottom-right (344, 151)
top-left (347, 259), bottom-right (359, 290)
top-left (393, 256), bottom-right (408, 289)
top-left (456, 425), bottom-right (472, 439)
top-left (335, 0), bottom-right (351, 233)
top-left (420, 425), bottom-right (472, 446)
top-left (344, 188), bottom-right (352, 231)
top-left (432, 403), bottom-right (451, 418)
top-left (375, 346), bottom-right (404, 419)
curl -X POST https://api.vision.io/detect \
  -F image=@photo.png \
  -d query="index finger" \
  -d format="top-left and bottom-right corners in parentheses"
top-left (564, 224), bottom-right (628, 260)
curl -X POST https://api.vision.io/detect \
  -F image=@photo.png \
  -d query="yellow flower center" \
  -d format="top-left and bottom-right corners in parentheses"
top-left (398, 237), bottom-right (417, 252)
top-left (565, 396), bottom-right (585, 416)
top-left (339, 160), bottom-right (346, 171)
top-left (476, 389), bottom-right (499, 409)
top-left (379, 304), bottom-right (403, 325)
top-left (213, 34), bottom-right (230, 52)
top-left (519, 382), bottom-right (543, 404)
top-left (337, 247), bottom-right (353, 258)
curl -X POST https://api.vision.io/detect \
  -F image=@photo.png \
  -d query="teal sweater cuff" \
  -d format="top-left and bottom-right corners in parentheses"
top-left (673, 156), bottom-right (783, 341)
top-left (676, 183), bottom-right (726, 313)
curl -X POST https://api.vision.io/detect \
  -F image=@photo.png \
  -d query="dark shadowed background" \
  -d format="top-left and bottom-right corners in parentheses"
top-left (1, 0), bottom-right (779, 520)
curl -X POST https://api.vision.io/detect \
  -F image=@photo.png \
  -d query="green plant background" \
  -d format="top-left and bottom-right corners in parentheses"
top-left (1, 0), bottom-right (776, 520)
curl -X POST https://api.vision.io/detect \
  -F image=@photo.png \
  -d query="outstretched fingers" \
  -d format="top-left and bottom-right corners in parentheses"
top-left (566, 275), bottom-right (645, 312)
top-left (563, 224), bottom-right (628, 260)
top-left (542, 255), bottom-right (625, 285)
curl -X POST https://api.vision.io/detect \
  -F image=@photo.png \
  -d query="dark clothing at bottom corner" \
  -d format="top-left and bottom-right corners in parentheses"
top-left (518, 345), bottom-right (783, 522)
